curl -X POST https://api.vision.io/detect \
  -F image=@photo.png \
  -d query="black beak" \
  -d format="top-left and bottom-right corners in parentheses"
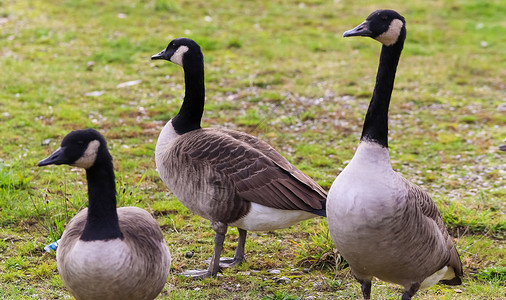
top-left (151, 49), bottom-right (167, 60)
top-left (38, 147), bottom-right (67, 166)
top-left (343, 20), bottom-right (373, 37)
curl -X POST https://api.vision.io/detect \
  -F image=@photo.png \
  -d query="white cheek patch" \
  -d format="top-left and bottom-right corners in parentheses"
top-left (170, 45), bottom-right (189, 67)
top-left (375, 19), bottom-right (404, 46)
top-left (72, 140), bottom-right (100, 169)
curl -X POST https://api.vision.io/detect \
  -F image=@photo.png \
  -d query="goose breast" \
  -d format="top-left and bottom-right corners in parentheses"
top-left (57, 207), bottom-right (170, 300)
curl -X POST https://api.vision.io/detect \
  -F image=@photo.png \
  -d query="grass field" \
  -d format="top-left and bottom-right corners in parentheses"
top-left (0, 0), bottom-right (505, 299)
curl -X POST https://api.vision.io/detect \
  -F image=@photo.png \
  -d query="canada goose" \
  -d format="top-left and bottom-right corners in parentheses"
top-left (38, 129), bottom-right (171, 300)
top-left (326, 10), bottom-right (463, 300)
top-left (151, 38), bottom-right (327, 278)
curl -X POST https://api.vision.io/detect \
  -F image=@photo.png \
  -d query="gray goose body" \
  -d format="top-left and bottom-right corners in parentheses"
top-left (56, 207), bottom-right (170, 300)
top-left (152, 38), bottom-right (326, 277)
top-left (39, 129), bottom-right (171, 300)
top-left (329, 142), bottom-right (462, 294)
top-left (326, 10), bottom-right (462, 299)
top-left (156, 126), bottom-right (325, 228)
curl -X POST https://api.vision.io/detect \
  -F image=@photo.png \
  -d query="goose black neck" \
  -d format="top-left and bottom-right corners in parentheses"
top-left (360, 29), bottom-right (405, 148)
top-left (80, 157), bottom-right (123, 241)
top-left (172, 54), bottom-right (205, 135)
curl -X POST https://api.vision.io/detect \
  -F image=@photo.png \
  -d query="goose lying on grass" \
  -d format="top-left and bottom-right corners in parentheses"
top-left (39, 129), bottom-right (171, 300)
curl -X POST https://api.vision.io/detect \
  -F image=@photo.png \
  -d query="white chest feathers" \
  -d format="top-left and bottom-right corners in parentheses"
top-left (156, 120), bottom-right (180, 151)
top-left (155, 119), bottom-right (180, 169)
top-left (57, 238), bottom-right (168, 300)
top-left (328, 141), bottom-right (399, 212)
top-left (58, 239), bottom-right (131, 281)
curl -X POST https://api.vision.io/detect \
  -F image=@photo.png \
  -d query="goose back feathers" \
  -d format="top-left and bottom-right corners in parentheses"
top-left (39, 129), bottom-right (171, 300)
top-left (327, 10), bottom-right (462, 300)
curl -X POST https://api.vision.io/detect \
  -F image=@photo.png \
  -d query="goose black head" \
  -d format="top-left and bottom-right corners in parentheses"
top-left (343, 10), bottom-right (406, 46)
top-left (38, 129), bottom-right (109, 169)
top-left (151, 37), bottom-right (202, 68)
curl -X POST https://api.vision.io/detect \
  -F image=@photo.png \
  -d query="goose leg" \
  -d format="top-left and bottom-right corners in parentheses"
top-left (181, 222), bottom-right (227, 278)
top-left (401, 283), bottom-right (420, 300)
top-left (218, 228), bottom-right (247, 267)
top-left (205, 228), bottom-right (247, 268)
top-left (207, 225), bottom-right (227, 276)
top-left (232, 228), bottom-right (247, 264)
top-left (358, 279), bottom-right (372, 300)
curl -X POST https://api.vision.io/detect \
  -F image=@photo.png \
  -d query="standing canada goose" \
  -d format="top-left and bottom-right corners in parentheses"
top-left (151, 38), bottom-right (327, 278)
top-left (327, 10), bottom-right (463, 300)
top-left (38, 129), bottom-right (171, 300)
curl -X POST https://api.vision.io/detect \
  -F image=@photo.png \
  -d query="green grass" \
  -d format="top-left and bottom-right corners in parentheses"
top-left (1, 0), bottom-right (505, 299)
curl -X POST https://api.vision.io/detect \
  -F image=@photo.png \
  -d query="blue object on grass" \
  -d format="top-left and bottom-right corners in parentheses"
top-left (44, 239), bottom-right (61, 252)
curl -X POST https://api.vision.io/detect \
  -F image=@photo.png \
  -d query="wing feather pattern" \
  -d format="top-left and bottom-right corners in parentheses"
top-left (178, 128), bottom-right (327, 212)
top-left (403, 178), bottom-right (463, 283)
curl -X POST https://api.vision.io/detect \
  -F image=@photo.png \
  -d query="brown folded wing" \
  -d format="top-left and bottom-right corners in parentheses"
top-left (182, 128), bottom-right (327, 212)
top-left (403, 177), bottom-right (463, 281)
